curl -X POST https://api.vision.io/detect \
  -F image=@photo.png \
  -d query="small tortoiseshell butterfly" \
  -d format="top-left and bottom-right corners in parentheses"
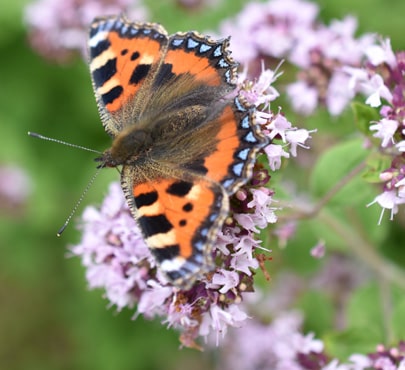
top-left (88, 15), bottom-right (268, 289)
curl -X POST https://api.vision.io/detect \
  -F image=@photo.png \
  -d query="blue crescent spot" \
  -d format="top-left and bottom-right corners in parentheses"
top-left (241, 115), bottom-right (250, 129)
top-left (105, 19), bottom-right (115, 30)
top-left (199, 43), bottom-right (212, 53)
top-left (213, 45), bottom-right (222, 57)
top-left (244, 132), bottom-right (258, 143)
top-left (193, 254), bottom-right (204, 263)
top-left (218, 58), bottom-right (229, 68)
top-left (234, 97), bottom-right (246, 112)
top-left (209, 213), bottom-right (218, 222)
top-left (171, 38), bottom-right (183, 47)
top-left (237, 148), bottom-right (250, 160)
top-left (222, 178), bottom-right (235, 188)
top-left (232, 162), bottom-right (244, 176)
top-left (130, 28), bottom-right (139, 36)
top-left (194, 240), bottom-right (204, 251)
top-left (224, 70), bottom-right (231, 82)
top-left (187, 38), bottom-right (199, 49)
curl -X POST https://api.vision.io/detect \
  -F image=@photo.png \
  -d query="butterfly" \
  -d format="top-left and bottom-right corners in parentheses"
top-left (88, 15), bottom-right (268, 289)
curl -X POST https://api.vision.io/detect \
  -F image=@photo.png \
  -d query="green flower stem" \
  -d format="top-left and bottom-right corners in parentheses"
top-left (320, 208), bottom-right (405, 289)
top-left (277, 158), bottom-right (405, 288)
top-left (277, 161), bottom-right (367, 221)
top-left (378, 277), bottom-right (395, 344)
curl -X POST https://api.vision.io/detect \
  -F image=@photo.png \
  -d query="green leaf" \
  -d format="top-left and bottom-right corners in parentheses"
top-left (322, 283), bottom-right (386, 359)
top-left (323, 328), bottom-right (379, 360)
top-left (392, 296), bottom-right (405, 341)
top-left (298, 290), bottom-right (334, 335)
top-left (310, 138), bottom-right (373, 207)
top-left (347, 284), bottom-right (384, 332)
top-left (306, 203), bottom-right (388, 252)
top-left (308, 140), bottom-right (390, 251)
top-left (351, 101), bottom-right (380, 136)
top-left (363, 152), bottom-right (392, 183)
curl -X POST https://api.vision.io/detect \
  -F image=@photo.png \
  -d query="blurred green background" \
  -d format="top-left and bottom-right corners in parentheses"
top-left (1, 0), bottom-right (405, 369)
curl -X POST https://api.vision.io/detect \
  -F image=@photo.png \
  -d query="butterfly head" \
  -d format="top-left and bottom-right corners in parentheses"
top-left (95, 128), bottom-right (153, 168)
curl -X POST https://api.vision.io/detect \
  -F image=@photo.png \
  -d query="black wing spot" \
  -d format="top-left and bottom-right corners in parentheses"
top-left (101, 85), bottom-right (123, 105)
top-left (185, 158), bottom-right (208, 175)
top-left (130, 64), bottom-right (151, 85)
top-left (134, 191), bottom-right (158, 208)
top-left (182, 202), bottom-right (193, 212)
top-left (166, 181), bottom-right (193, 197)
top-left (138, 214), bottom-right (172, 237)
top-left (92, 58), bottom-right (117, 88)
top-left (131, 51), bottom-right (140, 60)
top-left (153, 244), bottom-right (180, 263)
top-left (90, 39), bottom-right (110, 58)
top-left (153, 63), bottom-right (175, 88)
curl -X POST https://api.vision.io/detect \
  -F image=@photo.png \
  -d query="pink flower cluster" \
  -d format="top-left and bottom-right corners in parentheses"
top-left (219, 0), bottom-right (375, 116)
top-left (71, 174), bottom-right (272, 348)
top-left (217, 311), bottom-right (326, 370)
top-left (218, 0), bottom-right (405, 221)
top-left (217, 311), bottom-right (405, 370)
top-left (345, 39), bottom-right (405, 223)
top-left (70, 66), bottom-right (313, 347)
top-left (238, 63), bottom-right (315, 170)
top-left (24, 0), bottom-right (148, 62)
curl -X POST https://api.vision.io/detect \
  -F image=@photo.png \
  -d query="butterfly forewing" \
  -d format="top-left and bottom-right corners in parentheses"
top-left (88, 16), bottom-right (168, 135)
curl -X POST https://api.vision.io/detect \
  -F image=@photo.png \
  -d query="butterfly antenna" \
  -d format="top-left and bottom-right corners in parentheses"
top-left (28, 131), bottom-right (102, 154)
top-left (28, 131), bottom-right (105, 236)
top-left (57, 166), bottom-right (103, 237)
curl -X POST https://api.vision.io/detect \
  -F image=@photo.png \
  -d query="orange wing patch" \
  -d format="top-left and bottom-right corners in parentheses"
top-left (133, 178), bottom-right (214, 258)
top-left (128, 176), bottom-right (226, 286)
top-left (199, 98), bottom-right (268, 193)
top-left (165, 32), bottom-right (237, 87)
top-left (89, 20), bottom-right (166, 114)
top-left (203, 105), bottom-right (240, 182)
top-left (165, 49), bottom-right (221, 86)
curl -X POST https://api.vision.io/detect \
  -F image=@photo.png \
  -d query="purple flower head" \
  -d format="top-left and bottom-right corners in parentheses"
top-left (24, 0), bottom-right (148, 62)
top-left (366, 342), bottom-right (405, 369)
top-left (286, 81), bottom-right (319, 116)
top-left (310, 240), bottom-right (325, 259)
top-left (347, 38), bottom-right (405, 221)
top-left (218, 0), bottom-right (374, 116)
top-left (70, 58), bottom-right (313, 346)
top-left (215, 305), bottom-right (405, 370)
top-left (239, 63), bottom-right (281, 108)
top-left (0, 164), bottom-right (32, 216)
top-left (72, 158), bottom-right (276, 347)
top-left (216, 311), bottom-right (327, 370)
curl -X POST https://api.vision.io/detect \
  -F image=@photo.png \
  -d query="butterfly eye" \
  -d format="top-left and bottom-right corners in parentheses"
top-left (109, 129), bottom-right (152, 164)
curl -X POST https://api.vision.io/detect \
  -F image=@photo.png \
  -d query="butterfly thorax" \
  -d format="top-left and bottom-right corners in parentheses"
top-left (96, 103), bottom-right (222, 169)
top-left (97, 127), bottom-right (153, 168)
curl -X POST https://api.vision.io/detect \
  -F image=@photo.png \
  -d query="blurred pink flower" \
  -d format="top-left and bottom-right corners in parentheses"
top-left (24, 0), bottom-right (148, 62)
top-left (0, 164), bottom-right (32, 215)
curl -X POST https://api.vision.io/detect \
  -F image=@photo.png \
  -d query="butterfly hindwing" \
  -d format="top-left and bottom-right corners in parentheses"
top-left (182, 97), bottom-right (268, 194)
top-left (120, 168), bottom-right (227, 287)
